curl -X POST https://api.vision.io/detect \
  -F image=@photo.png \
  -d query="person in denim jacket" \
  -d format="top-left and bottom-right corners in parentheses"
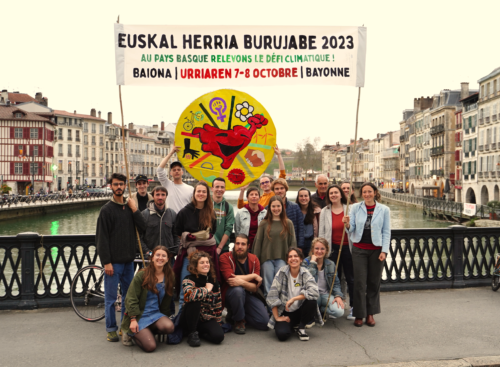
top-left (343, 182), bottom-right (390, 328)
top-left (301, 238), bottom-right (344, 320)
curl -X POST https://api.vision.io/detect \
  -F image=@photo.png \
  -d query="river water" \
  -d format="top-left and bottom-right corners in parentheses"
top-left (0, 189), bottom-right (450, 236)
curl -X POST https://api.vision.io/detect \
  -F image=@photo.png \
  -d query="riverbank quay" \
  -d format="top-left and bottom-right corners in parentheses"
top-left (0, 195), bottom-right (111, 221)
top-left (378, 190), bottom-right (491, 223)
top-left (1, 225), bottom-right (498, 310)
top-left (0, 287), bottom-right (499, 367)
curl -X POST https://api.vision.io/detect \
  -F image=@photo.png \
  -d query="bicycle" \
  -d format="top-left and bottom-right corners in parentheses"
top-left (71, 258), bottom-right (148, 322)
top-left (492, 253), bottom-right (500, 292)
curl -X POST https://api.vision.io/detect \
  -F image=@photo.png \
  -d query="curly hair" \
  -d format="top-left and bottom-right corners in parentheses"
top-left (309, 237), bottom-right (330, 257)
top-left (187, 250), bottom-right (216, 279)
top-left (286, 247), bottom-right (305, 263)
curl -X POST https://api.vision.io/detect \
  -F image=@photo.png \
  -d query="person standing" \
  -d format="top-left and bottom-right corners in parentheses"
top-left (173, 181), bottom-right (218, 310)
top-left (237, 145), bottom-right (286, 209)
top-left (271, 178), bottom-right (304, 250)
top-left (234, 186), bottom-right (267, 250)
top-left (296, 188), bottom-right (320, 257)
top-left (131, 174), bottom-right (153, 212)
top-left (219, 234), bottom-right (268, 334)
top-left (311, 174), bottom-right (329, 209)
top-left (341, 181), bottom-right (358, 205)
top-left (96, 173), bottom-right (146, 342)
top-left (344, 182), bottom-right (391, 327)
top-left (157, 146), bottom-right (193, 213)
top-left (181, 251), bottom-right (224, 347)
top-left (211, 177), bottom-right (235, 255)
top-left (319, 184), bottom-right (355, 320)
top-left (121, 246), bottom-right (175, 352)
top-left (253, 196), bottom-right (296, 297)
top-left (267, 248), bottom-right (323, 342)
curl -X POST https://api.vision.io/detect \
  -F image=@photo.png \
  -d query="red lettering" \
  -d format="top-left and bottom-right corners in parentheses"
top-left (266, 69), bottom-right (271, 77)
top-left (292, 68), bottom-right (298, 77)
top-left (218, 69), bottom-right (224, 79)
top-left (253, 69), bottom-right (259, 78)
top-left (285, 69), bottom-right (291, 77)
top-left (180, 69), bottom-right (187, 78)
top-left (260, 69), bottom-right (266, 78)
top-left (271, 69), bottom-right (278, 77)
top-left (279, 68), bottom-right (284, 77)
top-left (195, 69), bottom-right (201, 78)
top-left (204, 69), bottom-right (211, 78)
top-left (225, 69), bottom-right (232, 78)
top-left (187, 69), bottom-right (194, 79)
top-left (211, 69), bottom-right (217, 78)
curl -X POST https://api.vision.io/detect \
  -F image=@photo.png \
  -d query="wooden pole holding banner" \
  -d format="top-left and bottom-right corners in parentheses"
top-left (117, 15), bottom-right (146, 267)
top-left (322, 87), bottom-right (361, 323)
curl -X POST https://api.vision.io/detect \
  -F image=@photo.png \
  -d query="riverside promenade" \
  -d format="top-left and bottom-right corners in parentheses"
top-left (1, 287), bottom-right (499, 367)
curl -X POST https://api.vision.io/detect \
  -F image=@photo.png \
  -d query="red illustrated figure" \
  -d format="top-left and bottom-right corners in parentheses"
top-left (193, 114), bottom-right (268, 169)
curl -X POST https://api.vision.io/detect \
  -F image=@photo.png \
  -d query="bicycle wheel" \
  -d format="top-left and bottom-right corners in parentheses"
top-left (492, 275), bottom-right (500, 292)
top-left (71, 265), bottom-right (106, 321)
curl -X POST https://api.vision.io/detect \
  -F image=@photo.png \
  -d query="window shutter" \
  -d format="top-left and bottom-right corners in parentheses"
top-left (10, 162), bottom-right (15, 174)
top-left (23, 127), bottom-right (29, 139)
top-left (10, 127), bottom-right (14, 139)
top-left (23, 162), bottom-right (29, 175)
top-left (38, 128), bottom-right (43, 139)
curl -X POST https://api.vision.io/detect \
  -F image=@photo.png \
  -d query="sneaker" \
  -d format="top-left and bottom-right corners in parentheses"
top-left (107, 331), bottom-right (119, 342)
top-left (328, 315), bottom-right (337, 320)
top-left (187, 331), bottom-right (201, 347)
top-left (296, 329), bottom-right (309, 341)
top-left (122, 333), bottom-right (133, 346)
top-left (234, 320), bottom-right (246, 335)
top-left (347, 307), bottom-right (355, 320)
top-left (305, 321), bottom-right (315, 329)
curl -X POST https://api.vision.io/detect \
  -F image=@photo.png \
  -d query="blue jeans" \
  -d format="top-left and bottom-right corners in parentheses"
top-left (104, 262), bottom-right (134, 332)
top-left (261, 259), bottom-right (286, 298)
top-left (317, 293), bottom-right (345, 318)
top-left (177, 257), bottom-right (190, 311)
top-left (226, 286), bottom-right (269, 330)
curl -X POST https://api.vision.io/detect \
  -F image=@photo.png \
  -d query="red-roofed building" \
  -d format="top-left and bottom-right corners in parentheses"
top-left (0, 105), bottom-right (56, 193)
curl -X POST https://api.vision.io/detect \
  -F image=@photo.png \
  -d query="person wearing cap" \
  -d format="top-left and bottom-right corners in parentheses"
top-left (131, 174), bottom-right (153, 212)
top-left (157, 146), bottom-right (193, 213)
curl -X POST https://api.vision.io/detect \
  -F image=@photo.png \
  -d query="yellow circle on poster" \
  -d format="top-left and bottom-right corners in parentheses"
top-left (175, 89), bottom-right (277, 190)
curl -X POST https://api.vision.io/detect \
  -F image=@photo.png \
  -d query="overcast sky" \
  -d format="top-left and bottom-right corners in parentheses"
top-left (2, 0), bottom-right (499, 150)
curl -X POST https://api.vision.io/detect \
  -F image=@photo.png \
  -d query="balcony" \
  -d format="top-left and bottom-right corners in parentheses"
top-left (456, 141), bottom-right (462, 147)
top-left (58, 135), bottom-right (63, 141)
top-left (67, 137), bottom-right (72, 141)
top-left (479, 172), bottom-right (484, 179)
top-left (493, 115), bottom-right (498, 122)
top-left (456, 160), bottom-right (461, 166)
top-left (430, 146), bottom-right (444, 156)
top-left (479, 145), bottom-right (484, 152)
top-left (76, 137), bottom-right (80, 142)
top-left (100, 143), bottom-right (104, 146)
top-left (430, 124), bottom-right (445, 135)
top-left (107, 134), bottom-right (117, 140)
top-left (76, 153), bottom-right (81, 157)
top-left (479, 118), bottom-right (484, 125)
top-left (110, 161), bottom-right (114, 165)
top-left (486, 117), bottom-right (490, 124)
top-left (424, 157), bottom-right (430, 162)
top-left (485, 144), bottom-right (490, 151)
top-left (465, 129), bottom-right (470, 135)
top-left (58, 153), bottom-right (63, 157)
top-left (471, 127), bottom-right (476, 133)
top-left (492, 143), bottom-right (497, 150)
top-left (67, 153), bottom-right (72, 157)
top-left (484, 172), bottom-right (490, 178)
top-left (91, 157), bottom-right (96, 161)
top-left (91, 142), bottom-right (96, 146)
top-left (84, 141), bottom-right (88, 145)
top-left (430, 169), bottom-right (444, 176)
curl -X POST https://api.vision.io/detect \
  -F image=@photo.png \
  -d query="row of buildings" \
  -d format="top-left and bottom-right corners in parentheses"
top-left (322, 66), bottom-right (500, 205)
top-left (0, 90), bottom-right (177, 194)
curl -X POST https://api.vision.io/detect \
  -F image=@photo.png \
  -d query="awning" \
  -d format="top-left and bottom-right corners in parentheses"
top-left (422, 186), bottom-right (439, 190)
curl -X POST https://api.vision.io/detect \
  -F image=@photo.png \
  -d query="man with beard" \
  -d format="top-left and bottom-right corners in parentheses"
top-left (219, 234), bottom-right (269, 335)
top-left (96, 173), bottom-right (146, 343)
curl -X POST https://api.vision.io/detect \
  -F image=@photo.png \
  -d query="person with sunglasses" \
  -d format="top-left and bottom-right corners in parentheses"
top-left (237, 145), bottom-right (286, 209)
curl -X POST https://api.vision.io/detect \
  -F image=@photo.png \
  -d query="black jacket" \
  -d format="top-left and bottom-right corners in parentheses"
top-left (175, 202), bottom-right (217, 236)
top-left (96, 198), bottom-right (146, 265)
top-left (311, 191), bottom-right (327, 209)
top-left (141, 201), bottom-right (180, 255)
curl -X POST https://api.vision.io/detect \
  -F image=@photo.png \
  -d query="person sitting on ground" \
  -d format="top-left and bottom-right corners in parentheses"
top-left (211, 177), bottom-right (235, 255)
top-left (267, 247), bottom-right (323, 342)
top-left (311, 174), bottom-right (329, 209)
top-left (270, 178), bottom-right (304, 250)
top-left (121, 246), bottom-right (175, 352)
top-left (302, 238), bottom-right (345, 320)
top-left (173, 181), bottom-right (218, 310)
top-left (157, 146), bottom-right (193, 213)
top-left (237, 145), bottom-right (286, 209)
top-left (131, 174), bottom-right (153, 212)
top-left (252, 195), bottom-right (296, 298)
top-left (234, 186), bottom-right (267, 250)
top-left (219, 234), bottom-right (268, 334)
top-left (181, 251), bottom-right (224, 347)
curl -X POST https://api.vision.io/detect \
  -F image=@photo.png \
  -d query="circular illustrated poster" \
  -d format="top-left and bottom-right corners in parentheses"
top-left (175, 89), bottom-right (276, 190)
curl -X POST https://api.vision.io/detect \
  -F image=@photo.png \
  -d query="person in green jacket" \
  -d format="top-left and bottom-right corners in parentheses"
top-left (211, 177), bottom-right (235, 255)
top-left (121, 246), bottom-right (175, 352)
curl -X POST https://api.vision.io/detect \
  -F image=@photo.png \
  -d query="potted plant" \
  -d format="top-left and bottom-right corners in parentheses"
top-left (1, 184), bottom-right (12, 194)
top-left (487, 201), bottom-right (500, 220)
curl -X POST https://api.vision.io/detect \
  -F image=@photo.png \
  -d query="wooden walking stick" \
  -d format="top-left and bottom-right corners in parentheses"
top-left (117, 16), bottom-right (146, 267)
top-left (322, 87), bottom-right (361, 323)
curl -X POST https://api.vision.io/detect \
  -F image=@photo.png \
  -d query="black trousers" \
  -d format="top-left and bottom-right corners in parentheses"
top-left (329, 244), bottom-right (354, 306)
top-left (274, 299), bottom-right (316, 342)
top-left (351, 246), bottom-right (385, 318)
top-left (181, 301), bottom-right (224, 344)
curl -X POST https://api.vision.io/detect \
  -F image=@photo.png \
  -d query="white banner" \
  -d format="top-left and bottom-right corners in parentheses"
top-left (463, 203), bottom-right (476, 216)
top-left (114, 25), bottom-right (367, 88)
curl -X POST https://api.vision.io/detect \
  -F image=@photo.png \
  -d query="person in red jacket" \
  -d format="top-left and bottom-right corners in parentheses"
top-left (219, 234), bottom-right (269, 334)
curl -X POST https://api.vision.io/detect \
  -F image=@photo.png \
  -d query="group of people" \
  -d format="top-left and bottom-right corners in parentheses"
top-left (96, 145), bottom-right (391, 353)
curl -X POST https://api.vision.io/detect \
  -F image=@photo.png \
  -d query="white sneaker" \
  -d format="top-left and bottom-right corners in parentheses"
top-left (328, 315), bottom-right (337, 319)
top-left (305, 321), bottom-right (315, 328)
top-left (347, 307), bottom-right (355, 320)
top-left (296, 329), bottom-right (309, 341)
top-left (222, 308), bottom-right (228, 318)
